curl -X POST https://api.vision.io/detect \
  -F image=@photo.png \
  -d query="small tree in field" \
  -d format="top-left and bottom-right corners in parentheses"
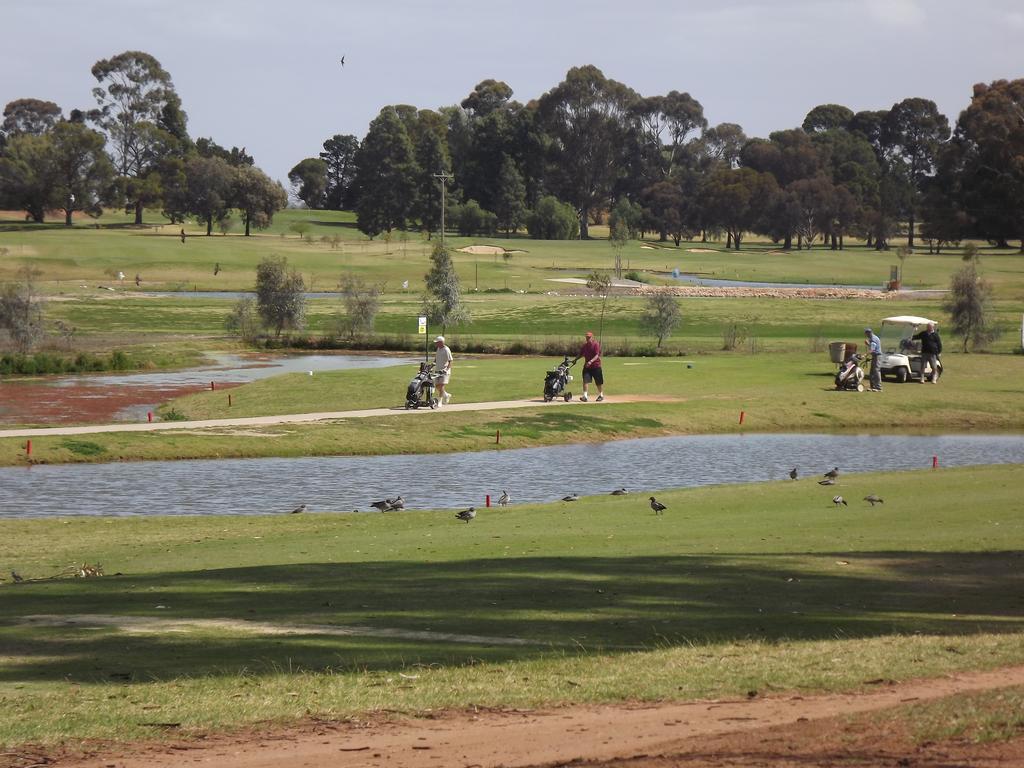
top-left (423, 241), bottom-right (469, 333)
top-left (640, 291), bottom-right (681, 348)
top-left (943, 258), bottom-right (997, 352)
top-left (255, 256), bottom-right (306, 338)
top-left (225, 296), bottom-right (261, 342)
top-left (337, 274), bottom-right (382, 339)
top-left (586, 271), bottom-right (613, 340)
top-left (0, 267), bottom-right (45, 353)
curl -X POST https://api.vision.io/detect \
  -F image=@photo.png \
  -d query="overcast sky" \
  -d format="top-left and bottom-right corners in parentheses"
top-left (3, 0), bottom-right (1022, 188)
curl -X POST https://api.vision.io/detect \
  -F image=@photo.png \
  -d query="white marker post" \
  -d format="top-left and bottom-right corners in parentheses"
top-left (418, 315), bottom-right (428, 361)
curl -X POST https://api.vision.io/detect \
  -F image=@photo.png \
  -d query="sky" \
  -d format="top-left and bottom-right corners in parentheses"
top-left (3, 0), bottom-right (1022, 189)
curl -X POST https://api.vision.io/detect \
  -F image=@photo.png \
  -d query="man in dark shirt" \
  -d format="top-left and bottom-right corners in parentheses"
top-left (912, 322), bottom-right (942, 383)
top-left (574, 330), bottom-right (604, 402)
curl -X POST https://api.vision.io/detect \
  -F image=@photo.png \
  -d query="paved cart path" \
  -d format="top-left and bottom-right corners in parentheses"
top-left (0, 395), bottom-right (671, 439)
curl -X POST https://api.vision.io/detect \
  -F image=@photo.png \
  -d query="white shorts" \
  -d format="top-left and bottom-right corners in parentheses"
top-left (438, 371), bottom-right (451, 385)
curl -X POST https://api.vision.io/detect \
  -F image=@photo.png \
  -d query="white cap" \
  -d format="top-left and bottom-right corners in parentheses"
top-left (434, 335), bottom-right (445, 343)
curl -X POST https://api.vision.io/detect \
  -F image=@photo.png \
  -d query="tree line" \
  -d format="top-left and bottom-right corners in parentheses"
top-left (0, 51), bottom-right (286, 233)
top-left (290, 68), bottom-right (1024, 251)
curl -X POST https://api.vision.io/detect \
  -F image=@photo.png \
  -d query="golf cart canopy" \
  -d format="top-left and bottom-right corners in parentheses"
top-left (881, 316), bottom-right (938, 326)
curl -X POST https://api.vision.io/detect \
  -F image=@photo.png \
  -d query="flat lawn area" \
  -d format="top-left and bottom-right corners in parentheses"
top-left (0, 464), bottom-right (1022, 746)
top-left (3, 351), bottom-right (1021, 466)
top-left (3, 208), bottom-right (1023, 299)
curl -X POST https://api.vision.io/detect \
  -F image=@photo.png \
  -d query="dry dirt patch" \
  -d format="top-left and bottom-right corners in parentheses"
top-left (39, 666), bottom-right (1024, 768)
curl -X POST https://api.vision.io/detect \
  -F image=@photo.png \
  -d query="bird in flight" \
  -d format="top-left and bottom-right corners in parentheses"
top-left (340, 55), bottom-right (345, 66)
top-left (832, 495), bottom-right (848, 507)
top-left (456, 507), bottom-right (476, 523)
top-left (649, 497), bottom-right (667, 514)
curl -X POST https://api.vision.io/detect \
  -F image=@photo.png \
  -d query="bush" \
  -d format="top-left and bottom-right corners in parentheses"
top-left (526, 196), bottom-right (579, 240)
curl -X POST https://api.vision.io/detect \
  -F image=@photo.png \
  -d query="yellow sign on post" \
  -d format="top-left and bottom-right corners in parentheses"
top-left (418, 316), bottom-right (427, 335)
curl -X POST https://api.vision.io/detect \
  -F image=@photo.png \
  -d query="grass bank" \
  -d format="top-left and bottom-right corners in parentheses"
top-left (1, 464), bottom-right (1022, 746)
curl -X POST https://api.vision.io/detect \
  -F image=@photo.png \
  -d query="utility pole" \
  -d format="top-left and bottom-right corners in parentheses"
top-left (433, 172), bottom-right (453, 247)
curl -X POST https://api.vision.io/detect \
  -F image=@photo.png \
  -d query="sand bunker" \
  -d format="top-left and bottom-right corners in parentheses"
top-left (686, 248), bottom-right (719, 253)
top-left (457, 245), bottom-right (526, 255)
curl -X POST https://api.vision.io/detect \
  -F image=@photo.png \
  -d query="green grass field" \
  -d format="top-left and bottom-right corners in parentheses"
top-left (4, 208), bottom-right (1024, 299)
top-left (1, 464), bottom-right (1022, 745)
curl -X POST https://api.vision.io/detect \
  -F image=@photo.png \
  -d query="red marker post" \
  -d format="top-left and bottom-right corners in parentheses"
top-left (210, 381), bottom-right (216, 391)
top-left (739, 410), bottom-right (745, 425)
top-left (932, 455), bottom-right (938, 468)
top-left (228, 394), bottom-right (232, 407)
top-left (486, 495), bottom-right (491, 508)
top-left (495, 429), bottom-right (501, 444)
top-left (25, 439), bottom-right (31, 456)
top-left (147, 411), bottom-right (153, 423)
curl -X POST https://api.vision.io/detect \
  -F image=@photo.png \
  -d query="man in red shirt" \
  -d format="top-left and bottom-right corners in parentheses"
top-left (574, 330), bottom-right (604, 402)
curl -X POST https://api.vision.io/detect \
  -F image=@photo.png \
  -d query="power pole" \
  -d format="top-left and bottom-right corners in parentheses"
top-left (433, 172), bottom-right (453, 247)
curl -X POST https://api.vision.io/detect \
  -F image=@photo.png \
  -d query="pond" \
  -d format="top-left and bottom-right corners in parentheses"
top-left (1, 433), bottom-right (1020, 518)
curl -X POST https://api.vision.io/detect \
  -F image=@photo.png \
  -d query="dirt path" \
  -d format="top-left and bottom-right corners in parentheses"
top-left (45, 665), bottom-right (1024, 768)
top-left (0, 395), bottom-right (673, 439)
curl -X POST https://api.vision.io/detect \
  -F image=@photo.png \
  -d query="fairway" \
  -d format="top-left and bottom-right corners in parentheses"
top-left (1, 464), bottom-right (1023, 748)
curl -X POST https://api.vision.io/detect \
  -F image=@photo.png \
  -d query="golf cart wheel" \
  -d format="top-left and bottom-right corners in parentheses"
top-left (857, 383), bottom-right (865, 392)
top-left (543, 394), bottom-right (552, 402)
top-left (563, 392), bottom-right (572, 402)
top-left (896, 366), bottom-right (909, 383)
top-left (429, 398), bottom-right (438, 409)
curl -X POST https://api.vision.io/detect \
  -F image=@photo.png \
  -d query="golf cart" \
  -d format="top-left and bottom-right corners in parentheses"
top-left (876, 315), bottom-right (943, 383)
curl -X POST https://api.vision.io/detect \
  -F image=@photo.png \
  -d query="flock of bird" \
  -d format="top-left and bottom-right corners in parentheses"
top-left (790, 466), bottom-right (885, 508)
top-left (284, 468), bottom-right (883, 521)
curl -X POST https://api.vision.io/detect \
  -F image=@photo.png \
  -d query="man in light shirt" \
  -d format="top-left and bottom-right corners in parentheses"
top-left (433, 335), bottom-right (453, 406)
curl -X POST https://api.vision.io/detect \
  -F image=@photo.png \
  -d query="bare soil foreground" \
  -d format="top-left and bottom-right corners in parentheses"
top-left (27, 665), bottom-right (1024, 768)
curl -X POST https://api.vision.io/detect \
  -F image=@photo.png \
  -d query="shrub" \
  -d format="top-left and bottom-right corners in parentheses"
top-left (526, 196), bottom-right (579, 240)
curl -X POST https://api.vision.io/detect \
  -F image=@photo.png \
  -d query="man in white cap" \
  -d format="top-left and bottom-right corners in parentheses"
top-left (433, 335), bottom-right (453, 406)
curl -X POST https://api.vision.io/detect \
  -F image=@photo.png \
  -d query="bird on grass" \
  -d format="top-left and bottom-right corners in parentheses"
top-left (289, 504), bottom-right (307, 514)
top-left (823, 467), bottom-right (840, 480)
top-left (455, 507), bottom-right (476, 523)
top-left (863, 495), bottom-right (884, 506)
top-left (386, 496), bottom-right (405, 510)
top-left (789, 468), bottom-right (798, 480)
top-left (11, 570), bottom-right (23, 583)
top-left (818, 477), bottom-right (836, 486)
top-left (370, 499), bottom-right (391, 512)
top-left (498, 490), bottom-right (510, 506)
top-left (649, 497), bottom-right (667, 515)
top-left (562, 493), bottom-right (579, 502)
top-left (832, 495), bottom-right (848, 507)
top-left (611, 487), bottom-right (628, 495)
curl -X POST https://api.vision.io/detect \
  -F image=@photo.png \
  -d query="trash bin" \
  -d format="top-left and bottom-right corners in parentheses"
top-left (828, 342), bottom-right (846, 364)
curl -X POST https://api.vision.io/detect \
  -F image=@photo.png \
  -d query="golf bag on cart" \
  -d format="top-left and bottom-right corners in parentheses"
top-left (543, 356), bottom-right (575, 402)
top-left (835, 353), bottom-right (865, 391)
top-left (406, 362), bottom-right (440, 409)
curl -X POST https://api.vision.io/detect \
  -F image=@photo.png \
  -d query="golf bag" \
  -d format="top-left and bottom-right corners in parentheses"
top-left (406, 362), bottom-right (440, 409)
top-left (835, 353), bottom-right (865, 391)
top-left (543, 356), bottom-right (575, 402)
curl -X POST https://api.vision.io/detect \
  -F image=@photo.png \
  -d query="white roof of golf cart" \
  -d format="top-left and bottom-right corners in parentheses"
top-left (881, 315), bottom-right (938, 326)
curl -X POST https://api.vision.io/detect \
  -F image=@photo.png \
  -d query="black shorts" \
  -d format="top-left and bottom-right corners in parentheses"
top-left (582, 367), bottom-right (603, 386)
